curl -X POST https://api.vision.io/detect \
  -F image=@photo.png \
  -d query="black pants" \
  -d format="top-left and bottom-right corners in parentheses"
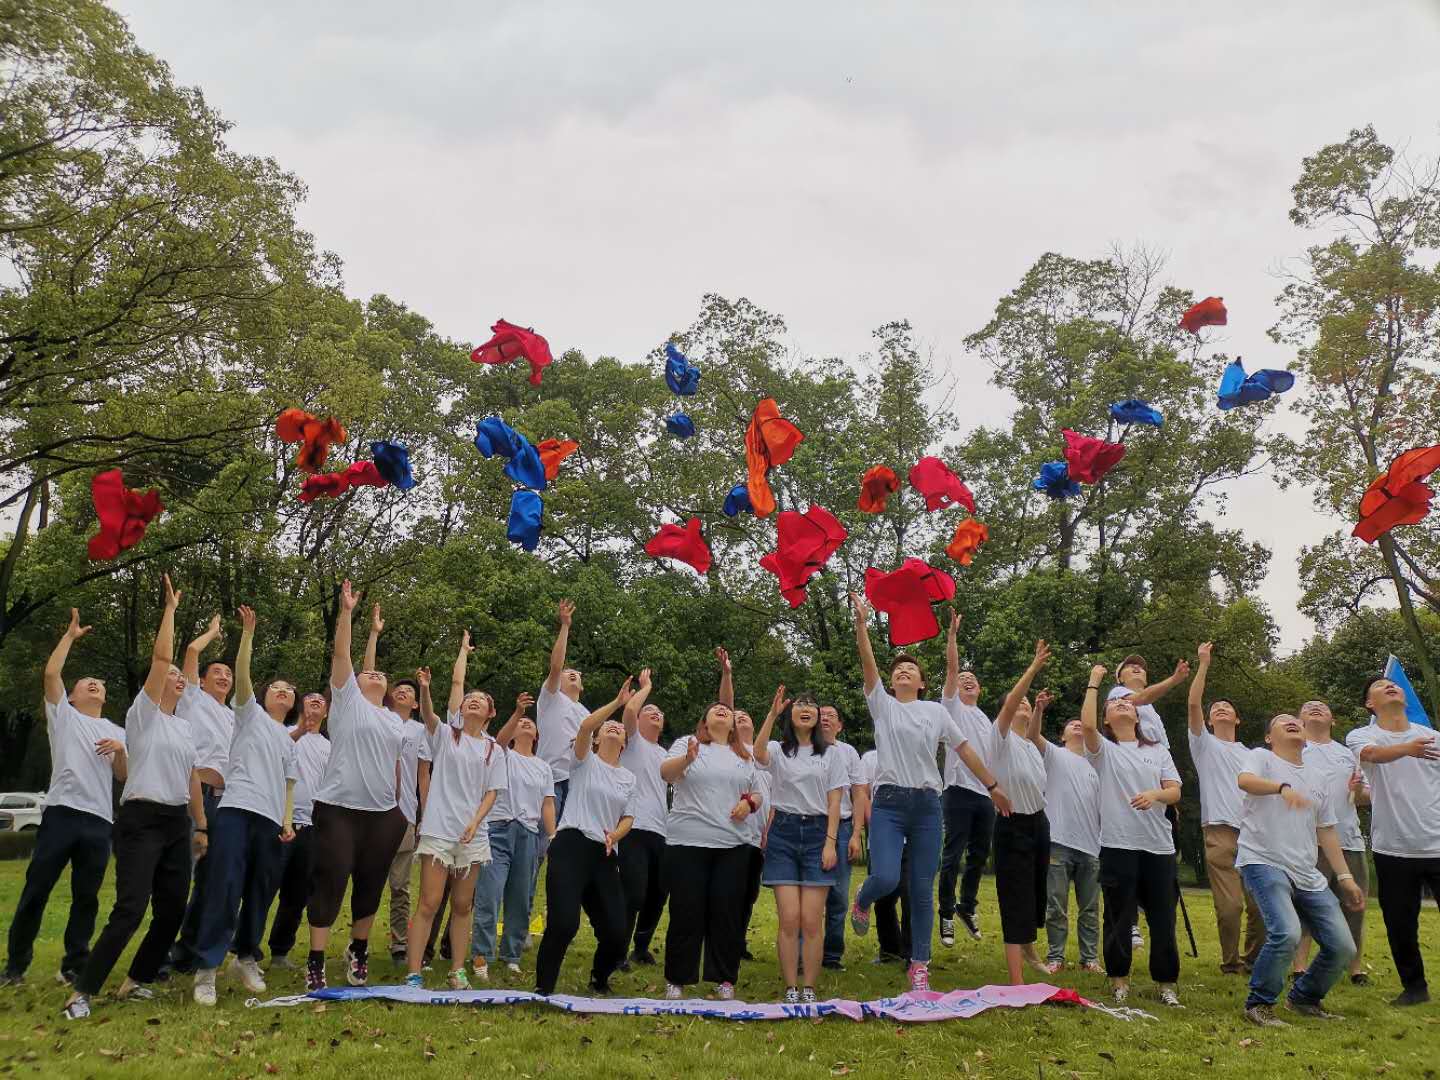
top-left (739, 845), bottom-right (764, 955)
top-left (1374, 852), bottom-right (1440, 993)
top-left (876, 843), bottom-right (912, 960)
top-left (620, 828), bottom-right (668, 955)
top-left (534, 830), bottom-right (628, 994)
top-left (994, 810), bottom-right (1049, 945)
top-left (76, 801), bottom-right (191, 995)
top-left (938, 786), bottom-right (994, 919)
top-left (662, 844), bottom-right (749, 987)
top-left (4, 806), bottom-right (112, 978)
top-left (1099, 847), bottom-right (1180, 983)
top-left (307, 802), bottom-right (408, 928)
top-left (267, 824), bottom-right (315, 957)
top-left (170, 783), bottom-right (222, 971)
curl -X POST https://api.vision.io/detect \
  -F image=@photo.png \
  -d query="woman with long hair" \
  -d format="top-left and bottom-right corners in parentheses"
top-left (266, 690), bottom-right (330, 969)
top-left (619, 667), bottom-right (670, 970)
top-left (732, 707), bottom-right (770, 963)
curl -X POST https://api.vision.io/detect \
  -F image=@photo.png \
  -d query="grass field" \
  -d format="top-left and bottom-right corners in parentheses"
top-left (0, 860), bottom-right (1436, 1079)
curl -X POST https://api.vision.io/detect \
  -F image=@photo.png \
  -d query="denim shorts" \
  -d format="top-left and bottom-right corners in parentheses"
top-left (762, 811), bottom-right (838, 887)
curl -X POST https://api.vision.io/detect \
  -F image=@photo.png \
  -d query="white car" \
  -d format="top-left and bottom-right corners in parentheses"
top-left (0, 792), bottom-right (46, 832)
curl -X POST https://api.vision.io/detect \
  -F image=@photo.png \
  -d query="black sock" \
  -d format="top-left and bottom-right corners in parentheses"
top-left (349, 938), bottom-right (368, 961)
top-left (308, 950), bottom-right (325, 968)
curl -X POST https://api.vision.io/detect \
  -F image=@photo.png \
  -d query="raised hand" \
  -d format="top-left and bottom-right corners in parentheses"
top-left (767, 684), bottom-right (791, 721)
top-left (557, 599), bottom-right (575, 627)
top-left (714, 647), bottom-right (730, 671)
top-left (415, 666), bottom-right (431, 690)
top-left (685, 737), bottom-right (700, 767)
top-left (1197, 641), bottom-right (1213, 663)
top-left (339, 579), bottom-right (358, 612)
top-left (614, 676), bottom-right (634, 706)
top-left (1172, 658), bottom-right (1191, 681)
top-left (163, 573), bottom-right (181, 609)
top-left (203, 613), bottom-right (223, 641)
top-left (1090, 664), bottom-right (1108, 684)
top-left (1035, 689), bottom-right (1054, 712)
top-left (511, 692), bottom-right (534, 719)
top-left (370, 603), bottom-right (384, 635)
top-left (638, 667), bottom-right (652, 691)
top-left (947, 609), bottom-right (961, 638)
top-left (237, 605), bottom-right (257, 633)
top-left (849, 591), bottom-right (871, 622)
top-left (1032, 639), bottom-right (1051, 668)
top-left (65, 609), bottom-right (93, 641)
top-left (459, 628), bottom-right (474, 654)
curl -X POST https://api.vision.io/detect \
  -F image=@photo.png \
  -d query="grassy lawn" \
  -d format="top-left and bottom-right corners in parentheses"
top-left (0, 859), bottom-right (1436, 1079)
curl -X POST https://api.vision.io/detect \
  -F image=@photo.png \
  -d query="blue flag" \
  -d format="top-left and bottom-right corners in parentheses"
top-left (1383, 654), bottom-right (1432, 728)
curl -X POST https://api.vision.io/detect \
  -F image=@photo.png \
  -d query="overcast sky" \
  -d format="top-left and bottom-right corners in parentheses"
top-left (113, 0), bottom-right (1440, 652)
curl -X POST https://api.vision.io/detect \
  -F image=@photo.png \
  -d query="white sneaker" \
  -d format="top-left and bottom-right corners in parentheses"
top-left (193, 969), bottom-right (217, 1007)
top-left (472, 961), bottom-right (489, 983)
top-left (715, 982), bottom-right (735, 1000)
top-left (235, 958), bottom-right (267, 994)
top-left (1158, 986), bottom-right (1184, 1009)
top-left (1130, 926), bottom-right (1144, 949)
top-left (505, 962), bottom-right (522, 977)
top-left (664, 983), bottom-right (684, 1000)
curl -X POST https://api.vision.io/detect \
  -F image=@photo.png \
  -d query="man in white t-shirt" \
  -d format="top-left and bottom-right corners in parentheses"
top-left (1346, 676), bottom-right (1440, 1007)
top-left (2, 611), bottom-right (126, 988)
top-left (1236, 714), bottom-right (1362, 1027)
top-left (1186, 643), bottom-right (1262, 974)
top-left (618, 667), bottom-right (670, 968)
top-left (819, 704), bottom-right (867, 970)
top-left (938, 633), bottom-right (995, 946)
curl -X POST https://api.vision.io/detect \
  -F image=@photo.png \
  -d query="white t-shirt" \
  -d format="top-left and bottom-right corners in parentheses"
top-left (621, 734), bottom-right (669, 837)
top-left (762, 740), bottom-right (848, 816)
top-left (941, 696), bottom-right (993, 796)
top-left (179, 683), bottom-right (235, 778)
top-left (121, 689), bottom-right (197, 806)
top-left (557, 751), bottom-right (638, 847)
top-left (989, 727), bottom-right (1046, 815)
top-left (1302, 739), bottom-right (1366, 852)
top-left (666, 736), bottom-right (756, 847)
top-left (1107, 685), bottom-right (1169, 748)
top-left (420, 719), bottom-right (506, 844)
top-left (865, 684), bottom-right (965, 793)
top-left (313, 674), bottom-right (405, 812)
top-left (288, 730), bottom-right (331, 827)
top-left (830, 740), bottom-right (864, 820)
top-left (1043, 743), bottom-right (1100, 856)
top-left (740, 764), bottom-right (770, 848)
top-left (219, 698), bottom-right (299, 827)
top-left (860, 748), bottom-right (882, 790)
top-left (1235, 748), bottom-right (1334, 892)
top-left (1188, 729), bottom-right (1250, 829)
top-left (537, 686), bottom-right (590, 782)
top-left (491, 750), bottom-right (555, 833)
top-left (44, 699), bottom-right (125, 823)
top-left (1085, 737), bottom-right (1181, 855)
top-left (1347, 722), bottom-right (1440, 858)
top-left (396, 717), bottom-right (433, 826)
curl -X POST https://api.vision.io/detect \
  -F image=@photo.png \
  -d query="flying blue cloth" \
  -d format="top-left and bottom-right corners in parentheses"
top-left (664, 343), bottom-right (701, 396)
top-left (1033, 461), bottom-right (1080, 500)
top-left (665, 413), bottom-right (696, 439)
top-left (506, 490), bottom-right (543, 552)
top-left (1384, 654), bottom-right (1432, 728)
top-left (723, 483), bottom-right (753, 517)
top-left (1109, 399), bottom-right (1164, 428)
top-left (370, 441), bottom-right (416, 491)
top-left (473, 417), bottom-right (546, 491)
top-left (1217, 359), bottom-right (1295, 410)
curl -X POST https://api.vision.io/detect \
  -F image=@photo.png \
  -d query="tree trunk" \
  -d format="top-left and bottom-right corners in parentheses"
top-left (1378, 533), bottom-right (1440, 721)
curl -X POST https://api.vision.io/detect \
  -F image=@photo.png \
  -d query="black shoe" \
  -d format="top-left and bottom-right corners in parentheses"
top-left (0, 971), bottom-right (23, 988)
top-left (1392, 987), bottom-right (1430, 1007)
top-left (738, 948), bottom-right (755, 962)
top-left (1350, 972), bottom-right (1370, 987)
top-left (821, 959), bottom-right (845, 972)
top-left (587, 977), bottom-right (611, 996)
top-left (959, 913), bottom-right (982, 940)
top-left (632, 949), bottom-right (657, 966)
top-left (617, 959), bottom-right (632, 973)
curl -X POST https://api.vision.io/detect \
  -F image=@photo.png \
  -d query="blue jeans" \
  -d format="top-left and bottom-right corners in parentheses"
top-left (856, 786), bottom-right (943, 963)
top-left (823, 819), bottom-right (854, 963)
top-left (170, 783), bottom-right (223, 970)
top-left (194, 807), bottom-right (283, 969)
top-left (474, 819), bottom-right (540, 965)
top-left (1241, 863), bottom-right (1356, 1008)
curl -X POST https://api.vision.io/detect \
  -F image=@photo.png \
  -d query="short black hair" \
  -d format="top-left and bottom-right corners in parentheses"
top-left (199, 659), bottom-right (232, 679)
top-left (1361, 675), bottom-right (1391, 712)
top-left (392, 678), bottom-right (419, 695)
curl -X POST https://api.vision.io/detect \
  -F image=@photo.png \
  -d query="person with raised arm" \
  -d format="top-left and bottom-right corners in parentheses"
top-left (848, 593), bottom-right (1011, 994)
top-left (1345, 677), bottom-right (1440, 1006)
top-left (618, 665), bottom-right (670, 969)
top-left (989, 640), bottom-right (1055, 984)
top-left (302, 580), bottom-right (409, 992)
top-left (733, 707), bottom-right (770, 962)
top-left (403, 634), bottom-right (507, 990)
top-left (1, 611), bottom-right (126, 989)
top-left (266, 690), bottom-right (331, 970)
top-left (938, 611), bottom-right (995, 946)
top-left (1082, 664), bottom-right (1185, 1007)
top-left (533, 680), bottom-right (637, 996)
top-left (538, 599), bottom-right (589, 822)
top-left (191, 606), bottom-right (299, 1005)
top-left (1187, 642), bottom-right (1263, 975)
top-left (1039, 706), bottom-right (1102, 973)
top-left (65, 576), bottom-right (207, 1020)
top-left (818, 702), bottom-right (866, 971)
top-left (1235, 712), bottom-right (1363, 1028)
top-left (1293, 700), bottom-right (1370, 985)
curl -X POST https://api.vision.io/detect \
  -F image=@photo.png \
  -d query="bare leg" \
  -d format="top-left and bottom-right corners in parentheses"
top-left (799, 887), bottom-right (827, 989)
top-left (1005, 943), bottom-right (1024, 984)
top-left (406, 858), bottom-right (447, 976)
top-left (774, 886), bottom-right (801, 986)
top-left (448, 866), bottom-right (480, 973)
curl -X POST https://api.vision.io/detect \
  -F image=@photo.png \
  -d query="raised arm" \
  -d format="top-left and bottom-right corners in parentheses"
top-left (182, 612), bottom-right (223, 685)
top-left (417, 667), bottom-right (437, 735)
top-left (1129, 658), bottom-right (1191, 707)
top-left (363, 603), bottom-right (383, 674)
top-left (1187, 642), bottom-right (1211, 736)
top-left (625, 668), bottom-right (653, 738)
top-left (1356, 734), bottom-right (1440, 764)
top-left (234, 606), bottom-right (257, 705)
top-left (850, 592), bottom-right (880, 694)
top-left (660, 735), bottom-right (699, 782)
top-left (543, 600), bottom-right (574, 694)
top-left (716, 648), bottom-right (734, 711)
top-left (571, 677), bottom-right (632, 763)
top-left (943, 609), bottom-right (961, 698)
top-left (144, 575), bottom-right (183, 702)
top-left (1081, 664), bottom-right (1105, 753)
top-left (44, 609), bottom-right (92, 706)
top-left (331, 579), bottom-right (360, 689)
top-left (1029, 690), bottom-right (1052, 752)
top-left (448, 630), bottom-right (473, 717)
top-left (751, 685), bottom-right (791, 767)
top-left (492, 692), bottom-right (535, 750)
top-left (996, 640), bottom-right (1050, 739)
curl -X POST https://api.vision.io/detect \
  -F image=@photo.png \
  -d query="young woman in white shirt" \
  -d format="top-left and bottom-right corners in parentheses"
top-left (404, 632), bottom-right (509, 989)
top-left (619, 666), bottom-right (671, 970)
top-left (534, 680), bottom-right (636, 996)
top-left (191, 605), bottom-right (298, 1005)
top-left (733, 706), bottom-right (770, 963)
top-left (1081, 664), bottom-right (1184, 1007)
top-left (266, 691), bottom-right (331, 969)
top-left (65, 576), bottom-right (208, 1020)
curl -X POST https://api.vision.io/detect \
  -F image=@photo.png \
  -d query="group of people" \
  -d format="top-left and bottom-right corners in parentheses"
top-left (2, 584), bottom-right (1438, 1027)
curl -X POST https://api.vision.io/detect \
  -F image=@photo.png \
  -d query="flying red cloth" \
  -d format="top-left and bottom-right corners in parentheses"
top-left (1180, 296), bottom-right (1227, 335)
top-left (857, 466), bottom-right (900, 513)
top-left (1062, 429), bottom-right (1127, 485)
top-left (864, 558), bottom-right (956, 646)
top-left (745, 398), bottom-right (805, 519)
top-left (908, 457), bottom-right (975, 513)
top-left (87, 470), bottom-right (164, 561)
top-left (297, 461), bottom-right (390, 503)
top-left (471, 319), bottom-right (554, 386)
top-left (537, 438), bottom-right (579, 481)
top-left (644, 518), bottom-right (712, 574)
top-left (1353, 444), bottom-right (1440, 543)
top-left (945, 519), bottom-right (989, 566)
top-left (759, 505), bottom-right (849, 607)
top-left (276, 408), bottom-right (347, 473)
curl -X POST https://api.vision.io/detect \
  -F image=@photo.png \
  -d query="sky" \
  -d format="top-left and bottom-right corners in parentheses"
top-left (112, 0), bottom-right (1440, 652)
